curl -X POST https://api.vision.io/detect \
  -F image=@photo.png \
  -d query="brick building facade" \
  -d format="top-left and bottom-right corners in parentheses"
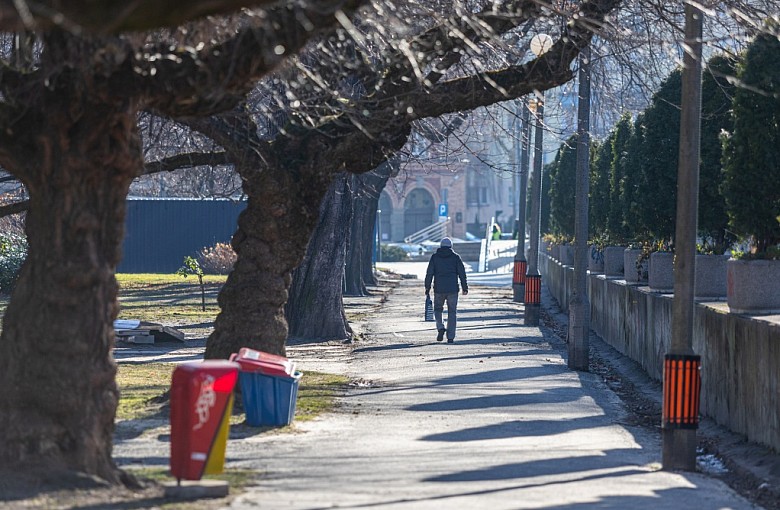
top-left (379, 158), bottom-right (517, 243)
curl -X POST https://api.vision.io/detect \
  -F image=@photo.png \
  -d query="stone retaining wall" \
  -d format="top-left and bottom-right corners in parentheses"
top-left (541, 254), bottom-right (780, 452)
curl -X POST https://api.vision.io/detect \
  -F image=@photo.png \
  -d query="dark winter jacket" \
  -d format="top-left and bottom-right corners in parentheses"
top-left (425, 247), bottom-right (468, 294)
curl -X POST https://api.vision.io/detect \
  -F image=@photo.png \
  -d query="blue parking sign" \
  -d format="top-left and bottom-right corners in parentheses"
top-left (438, 203), bottom-right (448, 217)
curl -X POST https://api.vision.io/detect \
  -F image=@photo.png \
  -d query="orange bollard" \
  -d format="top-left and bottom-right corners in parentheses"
top-left (663, 354), bottom-right (701, 429)
top-left (513, 260), bottom-right (527, 286)
top-left (524, 274), bottom-right (541, 305)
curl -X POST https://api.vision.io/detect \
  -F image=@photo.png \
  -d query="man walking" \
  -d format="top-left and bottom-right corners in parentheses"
top-left (425, 237), bottom-right (468, 343)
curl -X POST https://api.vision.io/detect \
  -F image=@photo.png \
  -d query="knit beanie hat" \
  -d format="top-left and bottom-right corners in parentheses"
top-left (440, 237), bottom-right (452, 248)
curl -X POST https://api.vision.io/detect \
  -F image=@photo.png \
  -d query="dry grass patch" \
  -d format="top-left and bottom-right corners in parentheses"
top-left (116, 362), bottom-right (174, 421)
top-left (117, 361), bottom-right (347, 425)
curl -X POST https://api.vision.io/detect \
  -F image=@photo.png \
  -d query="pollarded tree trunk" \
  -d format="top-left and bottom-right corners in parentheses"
top-left (355, 197), bottom-right (379, 287)
top-left (204, 119), bottom-right (409, 356)
top-left (358, 165), bottom-right (394, 286)
top-left (205, 159), bottom-right (332, 358)
top-left (286, 174), bottom-right (353, 341)
top-left (344, 174), bottom-right (369, 297)
top-left (346, 162), bottom-right (395, 292)
top-left (0, 96), bottom-right (140, 481)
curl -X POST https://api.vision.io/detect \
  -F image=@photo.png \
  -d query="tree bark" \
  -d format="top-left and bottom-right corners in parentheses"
top-left (204, 156), bottom-right (332, 357)
top-left (0, 91), bottom-right (140, 482)
top-left (199, 107), bottom-right (407, 356)
top-left (347, 162), bottom-right (396, 292)
top-left (286, 174), bottom-right (353, 341)
top-left (345, 174), bottom-right (369, 297)
top-left (357, 195), bottom-right (379, 289)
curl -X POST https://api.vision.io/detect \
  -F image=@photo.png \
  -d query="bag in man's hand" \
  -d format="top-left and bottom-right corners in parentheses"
top-left (424, 295), bottom-right (434, 322)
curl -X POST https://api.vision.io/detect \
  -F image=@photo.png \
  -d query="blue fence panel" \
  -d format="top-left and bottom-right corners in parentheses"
top-left (118, 198), bottom-right (247, 273)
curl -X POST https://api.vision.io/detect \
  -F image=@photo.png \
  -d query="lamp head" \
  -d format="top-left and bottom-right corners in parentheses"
top-left (529, 33), bottom-right (553, 56)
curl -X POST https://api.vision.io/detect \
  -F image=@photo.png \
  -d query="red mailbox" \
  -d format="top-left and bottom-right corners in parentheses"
top-left (170, 360), bottom-right (239, 481)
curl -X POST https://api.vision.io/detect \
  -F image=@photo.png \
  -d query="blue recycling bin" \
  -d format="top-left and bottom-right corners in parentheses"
top-left (232, 348), bottom-right (302, 427)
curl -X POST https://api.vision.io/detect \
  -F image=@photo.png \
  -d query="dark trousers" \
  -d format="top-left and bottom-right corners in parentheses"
top-left (434, 292), bottom-right (459, 340)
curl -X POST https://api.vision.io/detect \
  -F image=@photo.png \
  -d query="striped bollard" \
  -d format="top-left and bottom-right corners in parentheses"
top-left (663, 354), bottom-right (701, 429)
top-left (512, 258), bottom-right (527, 303)
top-left (523, 274), bottom-right (541, 326)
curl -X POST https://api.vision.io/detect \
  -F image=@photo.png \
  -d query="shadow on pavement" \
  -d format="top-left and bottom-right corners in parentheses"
top-left (319, 464), bottom-right (673, 510)
top-left (430, 364), bottom-right (569, 386)
top-left (406, 386), bottom-right (581, 412)
top-left (420, 415), bottom-right (607, 442)
top-left (424, 450), bottom-right (642, 482)
top-left (352, 343), bottom-right (418, 353)
top-left (540, 488), bottom-right (713, 510)
top-left (456, 314), bottom-right (522, 322)
top-left (425, 348), bottom-right (552, 362)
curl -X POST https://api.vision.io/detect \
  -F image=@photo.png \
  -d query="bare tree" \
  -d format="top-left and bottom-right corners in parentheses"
top-left (0, 0), bottom-right (367, 483)
top-left (180, 0), bottom-right (624, 361)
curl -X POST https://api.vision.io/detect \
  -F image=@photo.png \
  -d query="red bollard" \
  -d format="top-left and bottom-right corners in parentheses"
top-left (170, 360), bottom-right (239, 481)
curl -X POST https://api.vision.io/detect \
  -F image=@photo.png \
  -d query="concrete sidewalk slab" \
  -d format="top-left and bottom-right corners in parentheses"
top-left (224, 281), bottom-right (759, 509)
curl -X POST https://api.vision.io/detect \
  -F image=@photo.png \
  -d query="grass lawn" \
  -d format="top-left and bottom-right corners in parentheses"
top-left (117, 363), bottom-right (348, 424)
top-left (116, 273), bottom-right (227, 323)
top-left (112, 271), bottom-right (352, 508)
top-left (0, 274), bottom-right (352, 425)
top-left (2, 273), bottom-right (362, 508)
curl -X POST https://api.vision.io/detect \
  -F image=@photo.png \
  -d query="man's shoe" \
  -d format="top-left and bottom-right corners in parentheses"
top-left (437, 329), bottom-right (445, 342)
top-left (447, 338), bottom-right (454, 343)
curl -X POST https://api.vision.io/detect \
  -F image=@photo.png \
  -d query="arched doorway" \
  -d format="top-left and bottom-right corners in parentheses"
top-left (378, 192), bottom-right (393, 242)
top-left (404, 188), bottom-right (436, 238)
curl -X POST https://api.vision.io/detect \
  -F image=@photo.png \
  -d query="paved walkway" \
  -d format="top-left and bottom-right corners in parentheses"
top-left (224, 280), bottom-right (759, 510)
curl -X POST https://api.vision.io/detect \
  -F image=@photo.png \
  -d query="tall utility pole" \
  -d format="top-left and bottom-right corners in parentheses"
top-left (513, 101), bottom-right (531, 302)
top-left (662, 2), bottom-right (703, 471)
top-left (568, 46), bottom-right (591, 371)
top-left (524, 96), bottom-right (543, 326)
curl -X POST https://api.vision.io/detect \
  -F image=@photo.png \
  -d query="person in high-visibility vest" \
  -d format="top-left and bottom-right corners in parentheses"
top-left (424, 238), bottom-right (468, 343)
top-left (492, 223), bottom-right (502, 240)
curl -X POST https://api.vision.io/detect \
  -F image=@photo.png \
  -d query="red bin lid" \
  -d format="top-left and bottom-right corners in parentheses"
top-left (233, 347), bottom-right (296, 377)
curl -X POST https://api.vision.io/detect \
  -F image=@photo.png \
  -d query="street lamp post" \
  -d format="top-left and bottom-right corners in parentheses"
top-left (524, 32), bottom-right (552, 326)
top-left (513, 101), bottom-right (531, 302)
top-left (524, 95), bottom-right (544, 326)
top-left (568, 46), bottom-right (591, 371)
top-left (663, 3), bottom-right (703, 471)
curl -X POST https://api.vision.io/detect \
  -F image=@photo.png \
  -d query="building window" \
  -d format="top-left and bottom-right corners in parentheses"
top-left (467, 182), bottom-right (489, 206)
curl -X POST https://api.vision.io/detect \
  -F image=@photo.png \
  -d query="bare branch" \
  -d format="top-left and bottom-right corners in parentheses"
top-left (0, 198), bottom-right (28, 217)
top-left (139, 0), bottom-right (367, 117)
top-left (143, 151), bottom-right (231, 175)
top-left (0, 0), bottom-right (294, 35)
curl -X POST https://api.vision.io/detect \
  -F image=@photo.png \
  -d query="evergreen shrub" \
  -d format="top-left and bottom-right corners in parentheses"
top-left (380, 244), bottom-right (408, 262)
top-left (721, 30), bottom-right (780, 257)
top-left (0, 232), bottom-right (27, 293)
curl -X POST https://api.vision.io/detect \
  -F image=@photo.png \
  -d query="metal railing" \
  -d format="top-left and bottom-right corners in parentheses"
top-left (403, 218), bottom-right (451, 244)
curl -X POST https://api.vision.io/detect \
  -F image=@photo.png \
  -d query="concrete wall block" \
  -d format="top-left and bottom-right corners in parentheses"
top-left (588, 245), bottom-right (604, 273)
top-left (559, 245), bottom-right (574, 266)
top-left (727, 259), bottom-right (780, 314)
top-left (695, 254), bottom-right (728, 298)
top-left (648, 252), bottom-right (675, 292)
top-left (623, 248), bottom-right (646, 284)
top-left (603, 246), bottom-right (625, 277)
